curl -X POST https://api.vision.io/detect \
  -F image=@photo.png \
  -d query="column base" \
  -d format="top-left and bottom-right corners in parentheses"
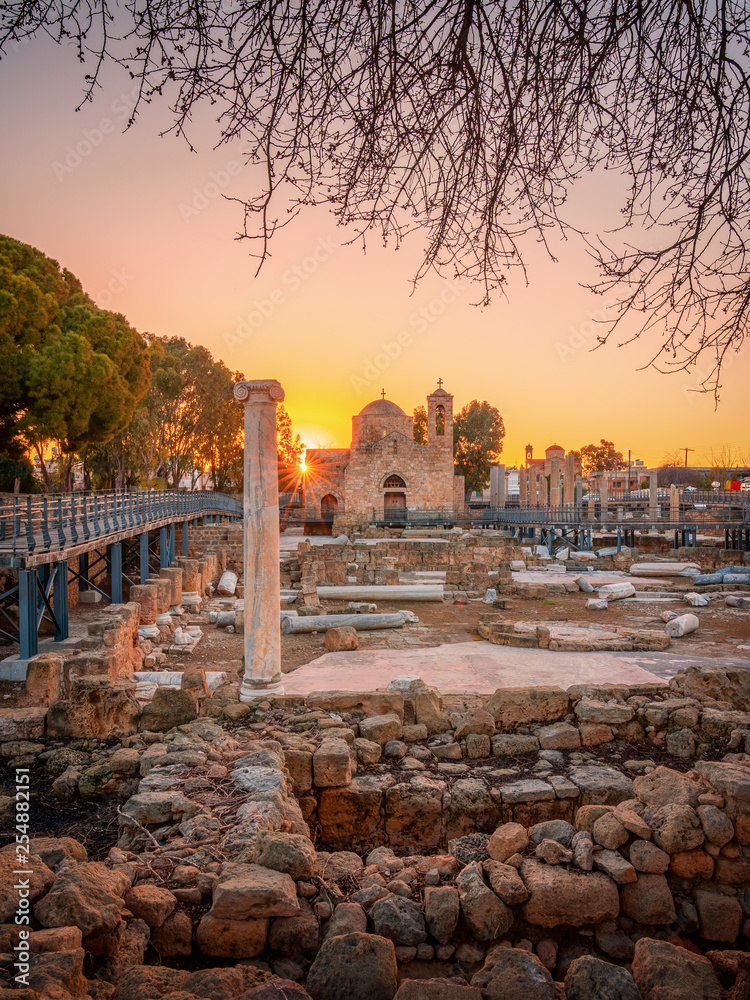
top-left (239, 679), bottom-right (285, 702)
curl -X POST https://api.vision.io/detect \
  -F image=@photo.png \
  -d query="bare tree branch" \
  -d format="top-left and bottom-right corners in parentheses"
top-left (3, 0), bottom-right (749, 392)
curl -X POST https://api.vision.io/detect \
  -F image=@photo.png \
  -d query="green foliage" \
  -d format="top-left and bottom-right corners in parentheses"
top-left (413, 405), bottom-right (427, 445)
top-left (277, 404), bottom-right (305, 467)
top-left (578, 440), bottom-right (626, 476)
top-left (453, 400), bottom-right (505, 494)
top-left (0, 236), bottom-right (308, 496)
top-left (0, 234), bottom-right (150, 488)
top-left (0, 456), bottom-right (40, 493)
top-left (83, 335), bottom-right (247, 491)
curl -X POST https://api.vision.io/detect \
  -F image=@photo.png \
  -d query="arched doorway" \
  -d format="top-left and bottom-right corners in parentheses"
top-left (317, 494), bottom-right (338, 536)
top-left (321, 494), bottom-right (338, 521)
top-left (383, 474), bottom-right (407, 518)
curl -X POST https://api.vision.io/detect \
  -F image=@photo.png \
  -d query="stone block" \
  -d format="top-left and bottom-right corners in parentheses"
top-left (448, 778), bottom-right (500, 839)
top-left (144, 577), bottom-right (172, 614)
top-left (694, 889), bottom-right (742, 943)
top-left (488, 822), bottom-right (529, 862)
top-left (456, 861), bottom-right (512, 941)
top-left (313, 739), bottom-right (353, 787)
top-left (318, 776), bottom-right (386, 850)
top-left (385, 777), bottom-right (445, 851)
top-left (308, 691), bottom-right (404, 721)
top-left (283, 749), bottom-right (313, 793)
top-left (415, 688), bottom-right (452, 735)
top-left (359, 713), bottom-right (403, 745)
top-left (486, 687), bottom-right (570, 727)
top-left (620, 873), bottom-right (676, 925)
top-left (491, 733), bottom-right (539, 756)
top-left (574, 699), bottom-right (634, 724)
top-left (519, 859), bottom-right (619, 928)
top-left (537, 722), bottom-right (581, 750)
top-left (325, 626), bottom-right (359, 651)
top-left (632, 938), bottom-right (722, 999)
top-left (211, 862), bottom-right (299, 919)
top-left (159, 566), bottom-right (183, 606)
top-left (47, 677), bottom-right (139, 739)
top-left (0, 706), bottom-right (47, 741)
top-left (138, 688), bottom-right (197, 732)
top-left (500, 779), bottom-right (555, 804)
top-left (25, 656), bottom-right (63, 707)
top-left (196, 913), bottom-right (269, 958)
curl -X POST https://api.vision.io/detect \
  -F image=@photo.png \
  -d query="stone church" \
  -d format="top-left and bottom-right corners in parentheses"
top-left (301, 384), bottom-right (465, 528)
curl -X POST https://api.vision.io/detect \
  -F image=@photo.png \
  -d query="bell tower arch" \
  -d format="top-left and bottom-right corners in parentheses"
top-left (427, 380), bottom-right (453, 449)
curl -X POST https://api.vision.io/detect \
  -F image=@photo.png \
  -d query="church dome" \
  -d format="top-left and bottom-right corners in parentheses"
top-left (358, 398), bottom-right (408, 417)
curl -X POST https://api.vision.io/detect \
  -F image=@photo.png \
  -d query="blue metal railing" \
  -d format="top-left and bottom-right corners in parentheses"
top-left (370, 502), bottom-right (750, 528)
top-left (0, 489), bottom-right (242, 562)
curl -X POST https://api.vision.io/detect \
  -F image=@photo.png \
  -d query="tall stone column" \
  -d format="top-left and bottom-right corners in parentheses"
top-left (564, 454), bottom-right (576, 504)
top-left (575, 475), bottom-right (583, 507)
top-left (490, 465), bottom-right (500, 507)
top-left (234, 379), bottom-right (285, 701)
top-left (649, 470), bottom-right (659, 520)
top-left (520, 468), bottom-right (527, 505)
top-left (550, 459), bottom-right (561, 506)
top-left (489, 464), bottom-right (507, 507)
top-left (670, 484), bottom-right (680, 521)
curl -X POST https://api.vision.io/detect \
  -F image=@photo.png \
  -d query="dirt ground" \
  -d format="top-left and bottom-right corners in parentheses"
top-left (184, 590), bottom-right (750, 675)
top-left (7, 584), bottom-right (748, 677)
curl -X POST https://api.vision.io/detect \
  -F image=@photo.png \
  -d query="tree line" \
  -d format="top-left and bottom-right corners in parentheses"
top-left (0, 235), bottom-right (303, 494)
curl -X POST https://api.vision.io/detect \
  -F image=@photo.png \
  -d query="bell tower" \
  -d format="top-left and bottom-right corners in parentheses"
top-left (427, 380), bottom-right (453, 450)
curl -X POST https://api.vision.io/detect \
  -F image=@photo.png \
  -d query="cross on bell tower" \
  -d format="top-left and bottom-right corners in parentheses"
top-left (437, 378), bottom-right (443, 388)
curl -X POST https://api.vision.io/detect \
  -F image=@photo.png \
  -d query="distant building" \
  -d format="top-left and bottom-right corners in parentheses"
top-left (589, 461), bottom-right (646, 492)
top-left (301, 384), bottom-right (465, 529)
top-left (525, 443), bottom-right (578, 477)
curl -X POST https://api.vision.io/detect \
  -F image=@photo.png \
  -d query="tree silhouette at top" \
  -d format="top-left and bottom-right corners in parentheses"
top-left (3, 0), bottom-right (749, 394)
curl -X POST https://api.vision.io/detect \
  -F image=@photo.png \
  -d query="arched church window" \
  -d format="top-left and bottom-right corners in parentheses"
top-left (384, 474), bottom-right (406, 489)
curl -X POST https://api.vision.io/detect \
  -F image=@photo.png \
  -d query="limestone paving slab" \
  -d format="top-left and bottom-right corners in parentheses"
top-left (281, 641), bottom-right (665, 695)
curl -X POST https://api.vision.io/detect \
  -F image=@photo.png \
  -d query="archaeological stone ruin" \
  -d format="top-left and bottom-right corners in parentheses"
top-left (0, 386), bottom-right (748, 1000)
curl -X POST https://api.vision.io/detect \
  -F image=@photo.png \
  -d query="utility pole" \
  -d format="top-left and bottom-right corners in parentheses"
top-left (682, 447), bottom-right (695, 468)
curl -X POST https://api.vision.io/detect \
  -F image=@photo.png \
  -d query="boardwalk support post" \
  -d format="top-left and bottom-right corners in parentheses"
top-left (139, 533), bottom-right (149, 584)
top-left (19, 569), bottom-right (38, 660)
top-left (53, 560), bottom-right (69, 642)
top-left (110, 543), bottom-right (123, 604)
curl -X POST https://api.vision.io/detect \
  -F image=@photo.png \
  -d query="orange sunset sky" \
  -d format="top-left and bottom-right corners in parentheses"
top-left (1, 35), bottom-right (748, 469)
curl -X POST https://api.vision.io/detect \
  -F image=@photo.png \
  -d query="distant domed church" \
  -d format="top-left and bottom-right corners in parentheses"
top-left (301, 384), bottom-right (465, 529)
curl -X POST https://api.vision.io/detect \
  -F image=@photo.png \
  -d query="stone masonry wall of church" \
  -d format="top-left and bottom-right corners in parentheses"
top-left (344, 434), bottom-right (457, 515)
